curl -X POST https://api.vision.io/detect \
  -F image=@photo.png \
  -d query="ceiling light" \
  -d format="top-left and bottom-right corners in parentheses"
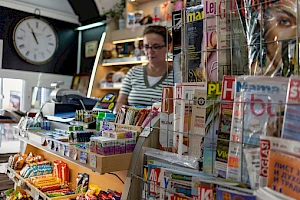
top-left (75, 22), bottom-right (105, 31)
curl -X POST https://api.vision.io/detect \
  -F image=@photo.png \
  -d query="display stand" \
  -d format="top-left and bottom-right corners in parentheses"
top-left (6, 115), bottom-right (161, 199)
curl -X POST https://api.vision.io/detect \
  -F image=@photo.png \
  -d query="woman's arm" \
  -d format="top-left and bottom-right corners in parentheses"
top-left (115, 94), bottom-right (129, 113)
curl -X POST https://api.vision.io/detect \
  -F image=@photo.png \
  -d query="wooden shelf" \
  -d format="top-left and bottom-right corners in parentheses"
top-left (102, 55), bottom-right (173, 67)
top-left (128, 0), bottom-right (153, 3)
top-left (102, 57), bottom-right (148, 66)
top-left (111, 26), bottom-right (146, 42)
top-left (14, 130), bottom-right (132, 175)
top-left (6, 166), bottom-right (78, 200)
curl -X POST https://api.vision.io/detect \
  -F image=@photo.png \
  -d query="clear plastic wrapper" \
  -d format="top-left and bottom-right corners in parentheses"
top-left (237, 0), bottom-right (299, 76)
top-left (143, 147), bottom-right (199, 169)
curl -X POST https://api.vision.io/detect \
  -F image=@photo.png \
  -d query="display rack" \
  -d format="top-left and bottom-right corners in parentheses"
top-left (119, 0), bottom-right (300, 199)
top-left (13, 130), bottom-right (132, 174)
top-left (6, 166), bottom-right (78, 200)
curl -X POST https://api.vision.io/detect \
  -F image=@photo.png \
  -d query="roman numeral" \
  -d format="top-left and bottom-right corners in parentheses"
top-left (47, 34), bottom-right (52, 37)
top-left (41, 52), bottom-right (45, 58)
top-left (20, 28), bottom-right (25, 32)
top-left (36, 21), bottom-right (38, 29)
top-left (47, 49), bottom-right (51, 54)
top-left (26, 51), bottom-right (30, 56)
top-left (17, 37), bottom-right (23, 40)
top-left (48, 43), bottom-right (54, 46)
top-left (19, 44), bottom-right (25, 49)
top-left (43, 26), bottom-right (46, 32)
top-left (27, 23), bottom-right (31, 29)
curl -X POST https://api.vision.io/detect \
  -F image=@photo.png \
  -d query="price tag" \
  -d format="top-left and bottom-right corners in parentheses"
top-left (17, 180), bottom-right (23, 186)
top-left (70, 148), bottom-right (77, 160)
top-left (64, 145), bottom-right (70, 157)
top-left (140, 127), bottom-right (152, 137)
top-left (90, 154), bottom-right (97, 168)
top-left (79, 151), bottom-right (88, 164)
top-left (34, 190), bottom-right (40, 200)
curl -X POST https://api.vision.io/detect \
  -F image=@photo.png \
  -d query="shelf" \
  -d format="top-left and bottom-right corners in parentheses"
top-left (6, 166), bottom-right (78, 200)
top-left (102, 56), bottom-right (148, 66)
top-left (128, 0), bottom-right (153, 3)
top-left (112, 37), bottom-right (143, 45)
top-left (111, 26), bottom-right (146, 42)
top-left (102, 54), bottom-right (173, 67)
top-left (14, 129), bottom-right (132, 175)
top-left (100, 82), bottom-right (122, 89)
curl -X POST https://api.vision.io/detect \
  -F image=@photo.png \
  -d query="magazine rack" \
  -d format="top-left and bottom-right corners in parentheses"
top-left (122, 0), bottom-right (300, 199)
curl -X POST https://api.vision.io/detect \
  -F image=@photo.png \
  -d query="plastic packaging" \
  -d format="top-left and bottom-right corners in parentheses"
top-left (143, 147), bottom-right (199, 169)
top-left (96, 112), bottom-right (105, 131)
top-left (237, 0), bottom-right (299, 76)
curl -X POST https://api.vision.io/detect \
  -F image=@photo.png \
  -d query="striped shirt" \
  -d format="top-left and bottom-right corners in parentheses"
top-left (120, 65), bottom-right (174, 106)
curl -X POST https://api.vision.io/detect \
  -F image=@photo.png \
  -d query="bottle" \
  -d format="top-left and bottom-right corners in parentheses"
top-left (96, 112), bottom-right (105, 131)
top-left (68, 126), bottom-right (74, 143)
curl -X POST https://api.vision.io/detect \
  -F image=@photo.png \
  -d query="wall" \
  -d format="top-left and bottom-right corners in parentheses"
top-left (0, 6), bottom-right (78, 75)
top-left (80, 25), bottom-right (106, 73)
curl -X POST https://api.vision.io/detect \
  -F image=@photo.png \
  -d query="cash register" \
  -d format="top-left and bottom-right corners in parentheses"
top-left (41, 82), bottom-right (98, 118)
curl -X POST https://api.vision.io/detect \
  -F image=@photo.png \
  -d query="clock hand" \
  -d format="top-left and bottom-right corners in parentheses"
top-left (30, 28), bottom-right (39, 45)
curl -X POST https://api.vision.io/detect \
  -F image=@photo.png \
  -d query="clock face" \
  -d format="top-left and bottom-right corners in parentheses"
top-left (13, 17), bottom-right (58, 65)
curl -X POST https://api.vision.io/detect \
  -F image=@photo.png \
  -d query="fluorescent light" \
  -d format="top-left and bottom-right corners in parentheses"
top-left (75, 22), bottom-right (105, 31)
top-left (112, 37), bottom-right (144, 44)
top-left (87, 32), bottom-right (107, 97)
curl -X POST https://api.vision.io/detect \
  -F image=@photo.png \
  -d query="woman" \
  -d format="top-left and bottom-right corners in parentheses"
top-left (115, 25), bottom-right (173, 112)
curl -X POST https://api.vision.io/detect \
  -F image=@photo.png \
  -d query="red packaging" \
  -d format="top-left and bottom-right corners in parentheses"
top-left (53, 160), bottom-right (62, 179)
top-left (39, 184), bottom-right (62, 192)
top-left (61, 162), bottom-right (69, 183)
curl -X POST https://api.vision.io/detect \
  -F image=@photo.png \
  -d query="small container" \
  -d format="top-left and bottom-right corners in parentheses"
top-left (96, 112), bottom-right (105, 131)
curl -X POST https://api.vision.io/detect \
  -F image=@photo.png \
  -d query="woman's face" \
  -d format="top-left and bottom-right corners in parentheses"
top-left (264, 0), bottom-right (297, 68)
top-left (143, 33), bottom-right (167, 65)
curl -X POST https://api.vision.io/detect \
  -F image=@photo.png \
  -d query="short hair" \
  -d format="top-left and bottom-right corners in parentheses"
top-left (143, 25), bottom-right (172, 44)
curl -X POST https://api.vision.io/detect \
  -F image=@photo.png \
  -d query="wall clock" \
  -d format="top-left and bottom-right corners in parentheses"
top-left (13, 16), bottom-right (58, 65)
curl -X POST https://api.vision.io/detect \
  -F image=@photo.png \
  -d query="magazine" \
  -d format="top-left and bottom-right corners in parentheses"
top-left (216, 187), bottom-right (255, 200)
top-left (203, 81), bottom-right (222, 174)
top-left (260, 135), bottom-right (300, 187)
top-left (172, 10), bottom-right (183, 84)
top-left (173, 82), bottom-right (206, 156)
top-left (202, 0), bottom-right (218, 81)
top-left (185, 5), bottom-right (205, 82)
top-left (281, 77), bottom-right (300, 141)
top-left (227, 76), bottom-right (289, 184)
top-left (237, 0), bottom-right (298, 76)
top-left (267, 150), bottom-right (300, 199)
top-left (160, 86), bottom-right (174, 152)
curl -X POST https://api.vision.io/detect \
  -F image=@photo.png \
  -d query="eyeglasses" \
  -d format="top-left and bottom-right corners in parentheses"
top-left (143, 44), bottom-right (166, 51)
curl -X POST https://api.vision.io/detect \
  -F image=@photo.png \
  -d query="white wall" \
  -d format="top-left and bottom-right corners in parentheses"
top-left (0, 0), bottom-right (79, 24)
top-left (15, 0), bottom-right (76, 15)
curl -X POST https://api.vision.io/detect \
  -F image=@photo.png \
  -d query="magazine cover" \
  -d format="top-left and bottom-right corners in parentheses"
top-left (267, 150), bottom-right (300, 199)
top-left (237, 0), bottom-right (298, 76)
top-left (216, 187), bottom-right (256, 200)
top-left (260, 135), bottom-right (300, 187)
top-left (173, 82), bottom-right (206, 156)
top-left (201, 0), bottom-right (218, 81)
top-left (227, 76), bottom-right (289, 184)
top-left (281, 77), bottom-right (300, 141)
top-left (172, 10), bottom-right (183, 83)
top-left (217, 0), bottom-right (248, 77)
top-left (189, 88), bottom-right (207, 165)
top-left (160, 86), bottom-right (174, 152)
top-left (185, 5), bottom-right (205, 82)
top-left (203, 81), bottom-right (222, 174)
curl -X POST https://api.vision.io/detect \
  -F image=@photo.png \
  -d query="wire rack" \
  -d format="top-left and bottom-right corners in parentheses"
top-left (124, 0), bottom-right (300, 198)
